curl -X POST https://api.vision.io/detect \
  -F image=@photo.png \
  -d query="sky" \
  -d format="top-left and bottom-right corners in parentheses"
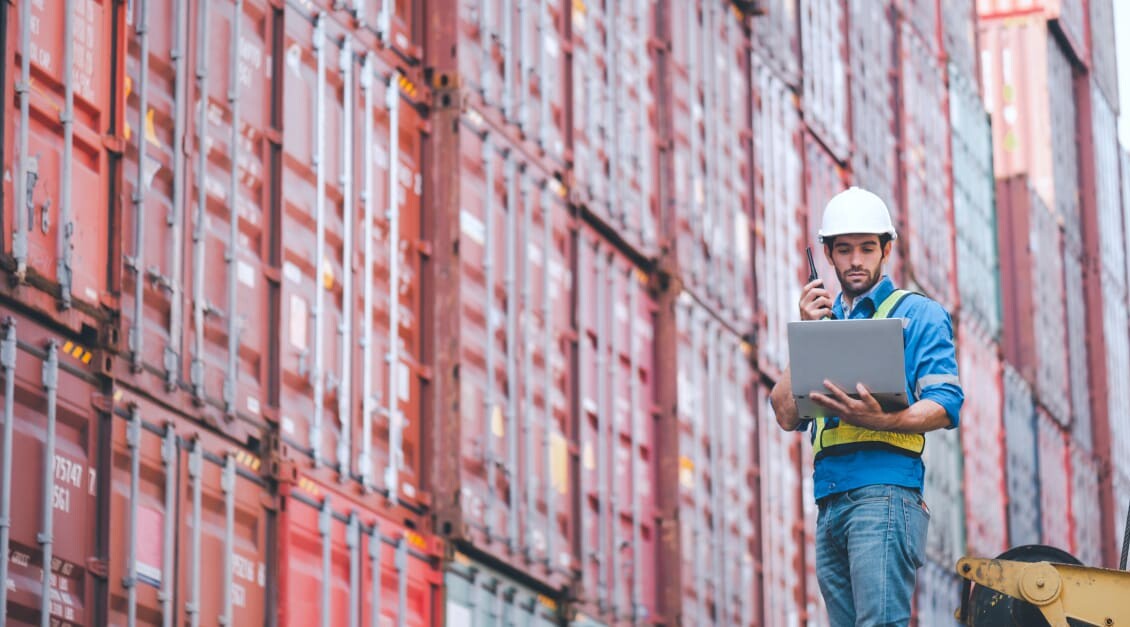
top-left (1117, 0), bottom-right (1130, 146)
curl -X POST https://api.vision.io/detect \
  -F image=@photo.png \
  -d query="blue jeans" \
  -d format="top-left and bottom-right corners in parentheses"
top-left (815, 484), bottom-right (930, 627)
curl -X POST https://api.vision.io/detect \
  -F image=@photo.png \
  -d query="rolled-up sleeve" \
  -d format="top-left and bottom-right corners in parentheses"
top-left (906, 302), bottom-right (964, 428)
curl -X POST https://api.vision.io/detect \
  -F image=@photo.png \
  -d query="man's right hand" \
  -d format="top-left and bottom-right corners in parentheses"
top-left (799, 279), bottom-right (834, 320)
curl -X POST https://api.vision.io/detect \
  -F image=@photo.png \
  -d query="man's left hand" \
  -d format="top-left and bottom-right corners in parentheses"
top-left (809, 381), bottom-right (894, 431)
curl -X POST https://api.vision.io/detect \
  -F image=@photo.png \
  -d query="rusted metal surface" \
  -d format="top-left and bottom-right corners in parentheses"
top-left (1036, 409), bottom-right (1072, 552)
top-left (667, 1), bottom-right (754, 332)
top-left (752, 0), bottom-right (801, 87)
top-left (802, 131), bottom-right (844, 288)
top-left (923, 423), bottom-right (965, 568)
top-left (445, 552), bottom-right (564, 626)
top-left (1089, 0), bottom-right (1119, 114)
top-left (758, 383), bottom-right (804, 627)
top-left (1003, 363), bottom-right (1040, 547)
top-left (942, 0), bottom-right (978, 85)
top-left (799, 446), bottom-right (828, 626)
top-left (899, 21), bottom-right (957, 311)
top-left (800, 0), bottom-right (850, 162)
top-left (1090, 81), bottom-right (1125, 290)
top-left (312, 0), bottom-right (422, 63)
top-left (1069, 443), bottom-right (1103, 568)
top-left (1062, 238), bottom-right (1092, 450)
top-left (896, 0), bottom-right (940, 55)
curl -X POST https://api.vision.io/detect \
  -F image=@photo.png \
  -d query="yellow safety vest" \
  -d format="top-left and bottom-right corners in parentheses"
top-left (811, 290), bottom-right (927, 460)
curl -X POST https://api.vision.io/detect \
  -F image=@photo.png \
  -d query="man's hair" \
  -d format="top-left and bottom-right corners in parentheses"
top-left (823, 234), bottom-right (894, 251)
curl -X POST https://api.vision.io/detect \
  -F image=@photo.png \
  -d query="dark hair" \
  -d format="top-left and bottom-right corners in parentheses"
top-left (823, 234), bottom-right (894, 249)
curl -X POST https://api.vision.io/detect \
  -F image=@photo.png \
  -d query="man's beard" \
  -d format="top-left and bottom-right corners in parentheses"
top-left (836, 265), bottom-right (881, 298)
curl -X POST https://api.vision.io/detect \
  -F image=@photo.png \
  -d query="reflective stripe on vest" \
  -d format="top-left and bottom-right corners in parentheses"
top-left (811, 289), bottom-right (927, 460)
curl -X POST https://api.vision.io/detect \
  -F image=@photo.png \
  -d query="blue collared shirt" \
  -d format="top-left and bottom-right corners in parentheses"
top-left (806, 275), bottom-right (964, 500)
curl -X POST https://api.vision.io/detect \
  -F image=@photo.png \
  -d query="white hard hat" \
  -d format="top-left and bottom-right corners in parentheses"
top-left (817, 186), bottom-right (898, 243)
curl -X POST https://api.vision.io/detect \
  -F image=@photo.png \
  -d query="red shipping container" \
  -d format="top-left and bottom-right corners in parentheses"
top-left (432, 127), bottom-right (574, 586)
top-left (668, 0), bottom-right (755, 331)
top-left (800, 0), bottom-right (850, 162)
top-left (458, 0), bottom-right (567, 164)
top-left (752, 0), bottom-right (802, 87)
top-left (1091, 81), bottom-right (1126, 289)
top-left (752, 54), bottom-right (803, 380)
top-left (848, 0), bottom-right (900, 248)
top-left (444, 551), bottom-right (564, 624)
top-left (1069, 443), bottom-right (1103, 568)
top-left (1037, 408), bottom-right (1073, 552)
top-left (943, 0), bottom-right (979, 84)
top-left (311, 0), bottom-right (422, 64)
top-left (975, 0), bottom-right (1087, 67)
top-left (758, 384), bottom-right (805, 627)
top-left (957, 322), bottom-right (1009, 559)
top-left (106, 390), bottom-right (271, 627)
top-left (0, 0), bottom-right (119, 325)
top-left (980, 16), bottom-right (1081, 243)
top-left (899, 22), bottom-right (957, 312)
top-left (0, 307), bottom-right (101, 626)
top-left (1100, 276), bottom-right (1130, 468)
top-left (1088, 0), bottom-right (1119, 114)
top-left (803, 131), bottom-right (844, 288)
top-left (570, 0), bottom-right (661, 258)
top-left (574, 226), bottom-right (659, 623)
top-left (277, 480), bottom-right (442, 627)
top-left (674, 296), bottom-right (759, 626)
top-left (275, 6), bottom-right (429, 511)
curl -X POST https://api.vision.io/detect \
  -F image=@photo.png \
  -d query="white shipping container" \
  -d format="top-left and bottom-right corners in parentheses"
top-left (1102, 276), bottom-right (1130, 470)
top-left (801, 0), bottom-right (850, 161)
top-left (1070, 445), bottom-right (1103, 568)
top-left (1029, 194), bottom-right (1071, 424)
top-left (1003, 364), bottom-right (1041, 546)
top-left (1093, 83), bottom-right (1126, 289)
top-left (1063, 240), bottom-right (1092, 449)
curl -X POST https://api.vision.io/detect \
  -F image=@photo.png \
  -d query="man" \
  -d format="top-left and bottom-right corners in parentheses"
top-left (769, 186), bottom-right (964, 626)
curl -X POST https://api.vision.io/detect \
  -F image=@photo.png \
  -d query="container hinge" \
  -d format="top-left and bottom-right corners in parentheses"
top-left (262, 431), bottom-right (298, 485)
top-left (86, 556), bottom-right (109, 579)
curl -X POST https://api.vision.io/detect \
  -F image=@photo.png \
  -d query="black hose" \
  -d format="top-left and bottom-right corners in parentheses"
top-left (1121, 497), bottom-right (1130, 571)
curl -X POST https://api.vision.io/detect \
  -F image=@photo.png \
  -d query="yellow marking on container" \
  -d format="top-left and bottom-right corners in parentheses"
top-left (491, 405), bottom-right (505, 438)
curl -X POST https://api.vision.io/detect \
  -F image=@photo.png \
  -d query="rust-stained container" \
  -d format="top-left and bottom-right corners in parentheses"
top-left (458, 0), bottom-right (567, 165)
top-left (1036, 408), bottom-right (1072, 552)
top-left (975, 0), bottom-right (1087, 66)
top-left (1100, 276), bottom-right (1130, 471)
top-left (752, 54), bottom-right (804, 380)
top-left (1091, 82), bottom-right (1126, 290)
top-left (897, 0), bottom-right (940, 55)
top-left (847, 0), bottom-right (901, 267)
top-left (274, 6), bottom-right (429, 512)
top-left (668, 0), bottom-right (755, 331)
top-left (570, 0), bottom-right (661, 258)
top-left (1062, 238), bottom-right (1092, 449)
top-left (942, 0), bottom-right (979, 84)
top-left (1003, 363), bottom-right (1041, 546)
top-left (923, 423), bottom-right (965, 568)
top-left (1069, 443), bottom-right (1103, 568)
top-left (673, 296), bottom-right (759, 626)
top-left (445, 552), bottom-right (565, 626)
top-left (752, 0), bottom-right (802, 88)
top-left (899, 22), bottom-right (957, 311)
top-left (800, 450), bottom-right (828, 627)
top-left (995, 176), bottom-right (1071, 424)
top-left (430, 126), bottom-right (574, 587)
top-left (0, 307), bottom-right (102, 626)
top-left (802, 131), bottom-right (845, 287)
top-left (800, 0), bottom-right (850, 162)
top-left (0, 0), bottom-right (120, 331)
top-left (957, 322), bottom-right (1009, 559)
top-left (312, 0), bottom-right (423, 64)
top-left (276, 479), bottom-right (443, 626)
top-left (573, 225), bottom-right (660, 624)
top-left (980, 16), bottom-right (1081, 243)
top-left (758, 384), bottom-right (805, 627)
top-left (950, 63), bottom-right (1001, 340)
top-left (106, 390), bottom-right (271, 627)
top-left (1088, 0), bottom-right (1119, 114)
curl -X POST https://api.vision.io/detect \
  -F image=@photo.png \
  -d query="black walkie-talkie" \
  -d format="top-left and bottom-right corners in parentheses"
top-left (807, 246), bottom-right (835, 320)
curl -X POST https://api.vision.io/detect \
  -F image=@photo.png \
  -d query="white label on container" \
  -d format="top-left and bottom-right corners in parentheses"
top-left (237, 260), bottom-right (256, 287)
top-left (734, 212), bottom-right (751, 262)
top-left (283, 261), bottom-right (302, 284)
top-left (460, 210), bottom-right (486, 246)
top-left (282, 416), bottom-right (295, 436)
top-left (446, 602), bottom-right (473, 627)
top-left (398, 361), bottom-right (410, 401)
top-left (247, 396), bottom-right (260, 415)
top-left (402, 482), bottom-right (416, 498)
top-left (289, 295), bottom-right (308, 350)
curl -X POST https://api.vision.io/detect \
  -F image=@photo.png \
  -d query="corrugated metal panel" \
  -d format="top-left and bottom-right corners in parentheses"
top-left (0, 309), bottom-right (100, 626)
top-left (277, 481), bottom-right (443, 627)
top-left (752, 55), bottom-right (804, 380)
top-left (318, 0), bottom-right (421, 63)
top-left (276, 7), bottom-right (429, 510)
top-left (1036, 409), bottom-right (1072, 552)
top-left (1062, 239), bottom-right (1092, 449)
top-left (458, 0), bottom-right (567, 163)
top-left (980, 18), bottom-right (1080, 240)
top-left (1069, 443), bottom-right (1103, 568)
top-left (759, 384), bottom-right (804, 627)
top-left (942, 0), bottom-right (978, 83)
top-left (1088, 0), bottom-right (1119, 114)
top-left (923, 426), bottom-right (964, 567)
top-left (897, 0), bottom-right (940, 54)
top-left (848, 0), bottom-right (901, 276)
top-left (1101, 276), bottom-right (1130, 470)
top-left (0, 0), bottom-right (117, 316)
top-left (1002, 363), bottom-right (1041, 546)
top-left (669, 1), bottom-right (755, 330)
top-left (975, 0), bottom-right (1087, 66)
top-left (439, 128), bottom-right (574, 585)
top-left (1029, 193), bottom-right (1071, 424)
top-left (1092, 83), bottom-right (1126, 290)
top-left (800, 452), bottom-right (828, 627)
top-left (675, 297), bottom-right (759, 626)
top-left (800, 0), bottom-right (850, 162)
top-left (900, 23), bottom-right (956, 310)
top-left (957, 323), bottom-right (1008, 559)
top-left (570, 0), bottom-right (661, 258)
top-left (803, 132), bottom-right (843, 287)
top-left (752, 0), bottom-right (802, 87)
top-left (575, 227), bottom-right (659, 623)
top-left (949, 63), bottom-right (1000, 339)
top-left (108, 391), bottom-right (271, 627)
top-left (445, 553), bottom-right (564, 626)
top-left (913, 561), bottom-right (962, 627)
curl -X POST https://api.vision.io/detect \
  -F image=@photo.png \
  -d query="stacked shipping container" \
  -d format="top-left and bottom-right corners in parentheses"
top-left (1, 0), bottom-right (1129, 625)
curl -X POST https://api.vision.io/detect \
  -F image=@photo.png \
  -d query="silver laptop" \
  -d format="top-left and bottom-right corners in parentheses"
top-left (787, 318), bottom-right (910, 419)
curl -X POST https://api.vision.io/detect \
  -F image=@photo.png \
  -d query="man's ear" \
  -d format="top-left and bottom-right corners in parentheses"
top-left (823, 243), bottom-right (834, 264)
top-left (881, 240), bottom-right (893, 260)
